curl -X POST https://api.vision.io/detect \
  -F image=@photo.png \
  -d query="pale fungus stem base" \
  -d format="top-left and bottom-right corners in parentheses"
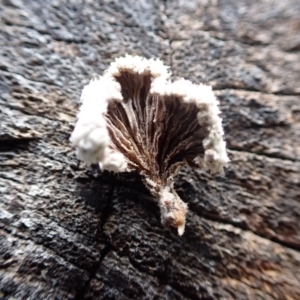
top-left (158, 186), bottom-right (188, 236)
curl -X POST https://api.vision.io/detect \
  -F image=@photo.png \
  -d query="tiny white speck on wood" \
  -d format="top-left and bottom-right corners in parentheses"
top-left (70, 54), bottom-right (229, 236)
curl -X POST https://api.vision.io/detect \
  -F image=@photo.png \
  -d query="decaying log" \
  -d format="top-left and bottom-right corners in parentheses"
top-left (0, 0), bottom-right (300, 299)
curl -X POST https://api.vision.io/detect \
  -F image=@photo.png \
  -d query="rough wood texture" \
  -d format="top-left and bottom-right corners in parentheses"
top-left (0, 0), bottom-right (299, 299)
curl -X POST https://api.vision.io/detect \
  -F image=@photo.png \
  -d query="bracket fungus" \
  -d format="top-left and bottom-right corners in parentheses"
top-left (70, 55), bottom-right (229, 236)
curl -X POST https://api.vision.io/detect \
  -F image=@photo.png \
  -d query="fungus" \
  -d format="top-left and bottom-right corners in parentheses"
top-left (70, 55), bottom-right (229, 236)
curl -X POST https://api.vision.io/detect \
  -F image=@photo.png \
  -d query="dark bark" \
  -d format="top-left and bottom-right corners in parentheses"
top-left (0, 0), bottom-right (300, 299)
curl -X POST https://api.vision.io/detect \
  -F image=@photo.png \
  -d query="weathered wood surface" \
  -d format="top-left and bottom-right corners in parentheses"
top-left (0, 0), bottom-right (300, 299)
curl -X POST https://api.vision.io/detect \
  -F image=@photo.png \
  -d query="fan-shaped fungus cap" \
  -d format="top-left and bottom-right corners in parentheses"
top-left (70, 54), bottom-right (229, 236)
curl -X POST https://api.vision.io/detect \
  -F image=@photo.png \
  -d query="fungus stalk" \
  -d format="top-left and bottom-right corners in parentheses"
top-left (70, 55), bottom-right (229, 236)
